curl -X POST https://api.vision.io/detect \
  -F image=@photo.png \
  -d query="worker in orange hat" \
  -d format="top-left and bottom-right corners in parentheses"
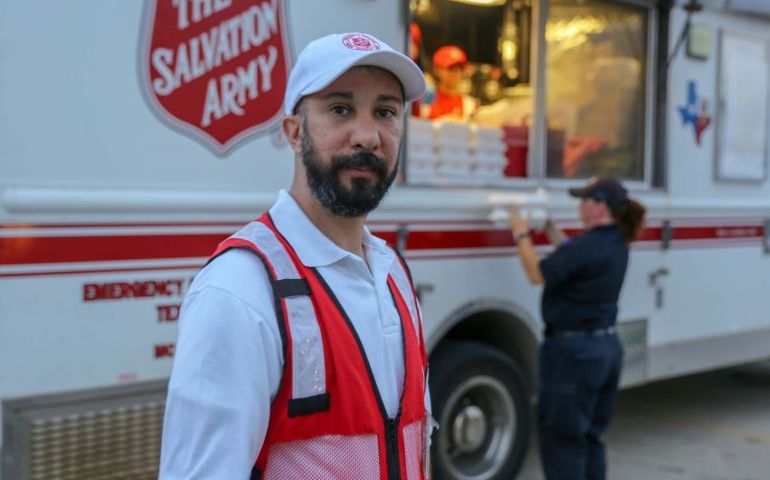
top-left (428, 45), bottom-right (477, 121)
top-left (409, 22), bottom-right (432, 117)
top-left (409, 22), bottom-right (423, 67)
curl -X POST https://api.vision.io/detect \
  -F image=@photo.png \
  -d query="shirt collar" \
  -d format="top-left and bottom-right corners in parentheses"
top-left (269, 190), bottom-right (391, 268)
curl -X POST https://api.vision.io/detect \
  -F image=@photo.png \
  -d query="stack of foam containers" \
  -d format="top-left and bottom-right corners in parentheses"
top-left (434, 121), bottom-right (473, 177)
top-left (406, 117), bottom-right (438, 182)
top-left (471, 125), bottom-right (507, 180)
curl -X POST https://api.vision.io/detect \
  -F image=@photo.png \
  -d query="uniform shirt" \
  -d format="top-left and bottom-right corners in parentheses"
top-left (427, 90), bottom-right (477, 120)
top-left (159, 190), bottom-right (429, 480)
top-left (539, 224), bottom-right (629, 333)
top-left (428, 90), bottom-right (464, 119)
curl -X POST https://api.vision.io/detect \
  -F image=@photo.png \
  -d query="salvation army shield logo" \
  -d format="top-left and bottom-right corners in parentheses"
top-left (140, 0), bottom-right (290, 154)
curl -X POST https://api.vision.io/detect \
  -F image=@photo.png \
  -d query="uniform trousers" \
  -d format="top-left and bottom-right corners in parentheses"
top-left (538, 333), bottom-right (623, 480)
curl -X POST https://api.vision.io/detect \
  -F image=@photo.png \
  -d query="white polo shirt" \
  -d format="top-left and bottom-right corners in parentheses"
top-left (159, 190), bottom-right (429, 480)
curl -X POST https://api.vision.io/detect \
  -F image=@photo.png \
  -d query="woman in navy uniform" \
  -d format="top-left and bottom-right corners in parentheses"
top-left (509, 178), bottom-right (646, 480)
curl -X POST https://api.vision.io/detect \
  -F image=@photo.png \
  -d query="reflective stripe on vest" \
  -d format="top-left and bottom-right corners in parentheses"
top-left (217, 221), bottom-right (328, 404)
top-left (388, 258), bottom-right (419, 331)
top-left (387, 250), bottom-right (428, 376)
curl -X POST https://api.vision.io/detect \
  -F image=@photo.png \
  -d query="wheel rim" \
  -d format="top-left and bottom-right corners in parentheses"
top-left (437, 375), bottom-right (517, 480)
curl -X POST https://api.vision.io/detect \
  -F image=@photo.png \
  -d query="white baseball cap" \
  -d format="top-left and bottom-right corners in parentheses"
top-left (283, 32), bottom-right (426, 115)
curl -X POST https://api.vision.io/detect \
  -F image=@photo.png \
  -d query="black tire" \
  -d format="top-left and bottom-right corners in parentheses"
top-left (429, 341), bottom-right (531, 480)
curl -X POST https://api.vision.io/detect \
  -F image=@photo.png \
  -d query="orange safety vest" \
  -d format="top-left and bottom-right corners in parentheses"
top-left (209, 213), bottom-right (429, 480)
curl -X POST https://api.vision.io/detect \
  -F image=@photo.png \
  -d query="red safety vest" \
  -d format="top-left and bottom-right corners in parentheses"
top-left (209, 213), bottom-right (429, 480)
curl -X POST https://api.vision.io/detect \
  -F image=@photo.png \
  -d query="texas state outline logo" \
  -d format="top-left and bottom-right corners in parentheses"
top-left (677, 80), bottom-right (712, 146)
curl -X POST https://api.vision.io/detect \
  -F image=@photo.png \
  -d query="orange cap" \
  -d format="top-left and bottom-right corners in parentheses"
top-left (433, 45), bottom-right (467, 69)
top-left (410, 22), bottom-right (422, 45)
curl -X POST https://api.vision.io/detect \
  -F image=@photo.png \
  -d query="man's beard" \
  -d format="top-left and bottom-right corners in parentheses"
top-left (301, 131), bottom-right (398, 218)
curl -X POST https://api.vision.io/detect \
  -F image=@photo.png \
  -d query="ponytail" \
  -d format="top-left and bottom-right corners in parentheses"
top-left (615, 199), bottom-right (646, 245)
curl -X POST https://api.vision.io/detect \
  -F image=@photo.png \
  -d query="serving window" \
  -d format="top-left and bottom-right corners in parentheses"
top-left (545, 0), bottom-right (648, 180)
top-left (405, 0), bottom-right (652, 186)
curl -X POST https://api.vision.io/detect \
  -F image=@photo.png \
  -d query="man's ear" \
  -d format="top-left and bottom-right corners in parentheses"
top-left (282, 115), bottom-right (303, 154)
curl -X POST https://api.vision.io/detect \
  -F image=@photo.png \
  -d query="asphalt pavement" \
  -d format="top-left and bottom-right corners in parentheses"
top-left (517, 360), bottom-right (770, 480)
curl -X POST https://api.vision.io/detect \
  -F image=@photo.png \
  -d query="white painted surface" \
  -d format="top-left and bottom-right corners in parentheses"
top-left (1, 1), bottom-right (770, 463)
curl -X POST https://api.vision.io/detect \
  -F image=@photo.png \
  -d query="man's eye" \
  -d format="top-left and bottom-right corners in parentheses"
top-left (377, 108), bottom-right (397, 118)
top-left (331, 105), bottom-right (351, 115)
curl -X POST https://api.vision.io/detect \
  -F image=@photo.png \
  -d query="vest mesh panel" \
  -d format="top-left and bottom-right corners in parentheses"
top-left (263, 434), bottom-right (381, 479)
top-left (403, 420), bottom-right (424, 480)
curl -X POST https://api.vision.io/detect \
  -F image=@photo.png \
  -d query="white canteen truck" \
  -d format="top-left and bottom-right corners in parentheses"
top-left (2, 0), bottom-right (770, 479)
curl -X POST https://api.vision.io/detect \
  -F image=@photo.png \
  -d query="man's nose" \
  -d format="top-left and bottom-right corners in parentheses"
top-left (349, 114), bottom-right (380, 152)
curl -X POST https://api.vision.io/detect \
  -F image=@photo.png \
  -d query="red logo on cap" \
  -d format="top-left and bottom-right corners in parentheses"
top-left (342, 33), bottom-right (381, 51)
top-left (140, 0), bottom-right (291, 155)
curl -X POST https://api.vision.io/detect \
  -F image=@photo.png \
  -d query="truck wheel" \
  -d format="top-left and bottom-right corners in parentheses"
top-left (429, 341), bottom-right (531, 480)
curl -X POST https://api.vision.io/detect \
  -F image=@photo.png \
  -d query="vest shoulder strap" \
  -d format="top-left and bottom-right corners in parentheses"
top-left (387, 246), bottom-right (428, 368)
top-left (210, 217), bottom-right (329, 416)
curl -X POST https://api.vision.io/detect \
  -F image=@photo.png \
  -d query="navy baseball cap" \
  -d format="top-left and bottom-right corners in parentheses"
top-left (569, 177), bottom-right (628, 215)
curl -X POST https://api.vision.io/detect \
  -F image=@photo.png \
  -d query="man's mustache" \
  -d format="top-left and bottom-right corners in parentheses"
top-left (330, 152), bottom-right (388, 178)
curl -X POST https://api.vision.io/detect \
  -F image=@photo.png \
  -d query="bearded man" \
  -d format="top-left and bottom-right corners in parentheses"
top-left (159, 32), bottom-right (433, 480)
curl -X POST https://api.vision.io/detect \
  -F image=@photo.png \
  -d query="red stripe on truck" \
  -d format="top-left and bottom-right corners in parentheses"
top-left (0, 224), bottom-right (763, 268)
top-left (0, 233), bottom-right (226, 265)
